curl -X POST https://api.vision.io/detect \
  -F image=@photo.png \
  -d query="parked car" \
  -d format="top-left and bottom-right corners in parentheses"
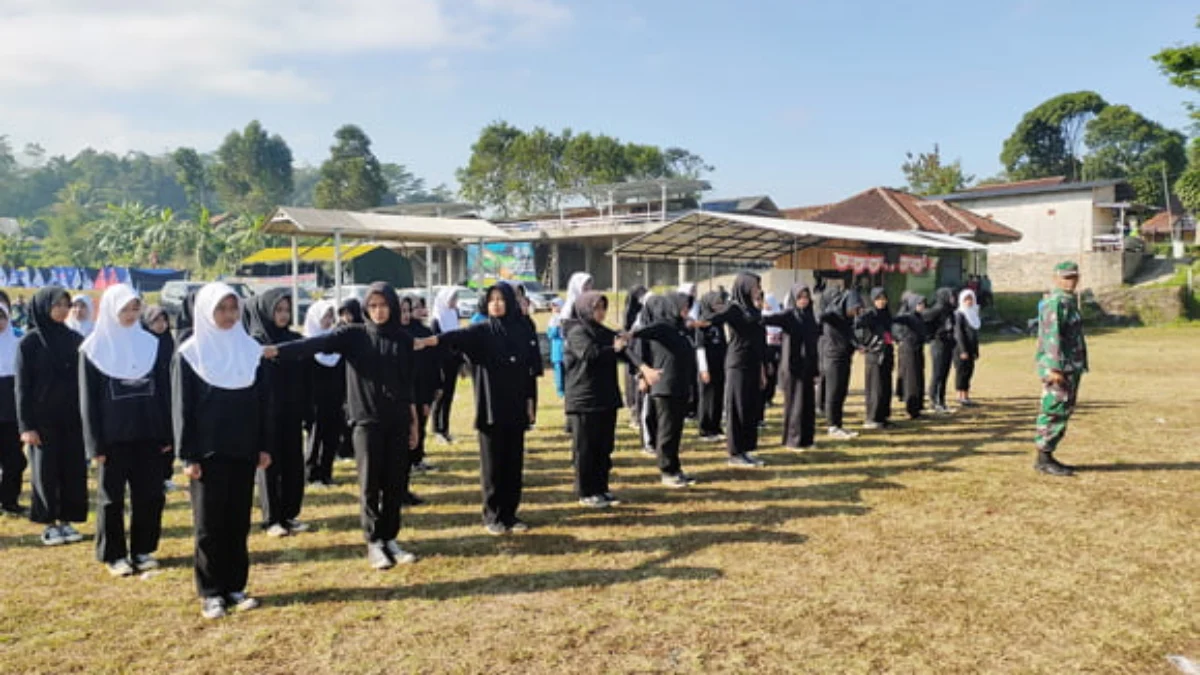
top-left (455, 289), bottom-right (480, 319)
top-left (519, 281), bottom-right (559, 312)
top-left (161, 280), bottom-right (252, 326)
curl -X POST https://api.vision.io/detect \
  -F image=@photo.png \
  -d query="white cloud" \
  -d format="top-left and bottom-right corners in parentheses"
top-left (0, 0), bottom-right (570, 101)
top-left (0, 104), bottom-right (224, 158)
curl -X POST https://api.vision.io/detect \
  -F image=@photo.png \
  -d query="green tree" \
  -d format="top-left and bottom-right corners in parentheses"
top-left (290, 165), bottom-right (321, 206)
top-left (1081, 105), bottom-right (1186, 205)
top-left (1153, 16), bottom-right (1200, 216)
top-left (172, 147), bottom-right (213, 210)
top-left (457, 121), bottom-right (525, 216)
top-left (1000, 91), bottom-right (1108, 180)
top-left (211, 120), bottom-right (294, 217)
top-left (902, 144), bottom-right (974, 195)
top-left (313, 125), bottom-right (388, 211)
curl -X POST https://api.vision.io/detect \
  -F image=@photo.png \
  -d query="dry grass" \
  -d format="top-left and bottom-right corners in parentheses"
top-left (1, 326), bottom-right (1198, 674)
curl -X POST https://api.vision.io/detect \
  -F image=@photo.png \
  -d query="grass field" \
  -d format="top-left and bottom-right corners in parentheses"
top-left (0, 326), bottom-right (1197, 674)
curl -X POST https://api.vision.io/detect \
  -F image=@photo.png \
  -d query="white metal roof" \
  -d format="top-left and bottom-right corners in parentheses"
top-left (263, 206), bottom-right (511, 243)
top-left (609, 211), bottom-right (981, 259)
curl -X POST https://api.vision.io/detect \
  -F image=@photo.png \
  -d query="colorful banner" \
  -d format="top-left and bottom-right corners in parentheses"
top-left (0, 266), bottom-right (186, 292)
top-left (830, 252), bottom-right (938, 275)
top-left (466, 241), bottom-right (536, 287)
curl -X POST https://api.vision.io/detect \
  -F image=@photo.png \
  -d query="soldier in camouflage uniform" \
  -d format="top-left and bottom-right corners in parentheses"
top-left (1033, 261), bottom-right (1088, 476)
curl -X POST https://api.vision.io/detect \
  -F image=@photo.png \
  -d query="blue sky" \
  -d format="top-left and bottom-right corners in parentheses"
top-left (0, 0), bottom-right (1196, 208)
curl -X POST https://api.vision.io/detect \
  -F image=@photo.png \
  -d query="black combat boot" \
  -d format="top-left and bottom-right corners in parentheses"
top-left (1034, 450), bottom-right (1074, 477)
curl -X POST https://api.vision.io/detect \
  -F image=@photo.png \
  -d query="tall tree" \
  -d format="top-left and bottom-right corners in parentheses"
top-left (1081, 105), bottom-right (1186, 205)
top-left (172, 147), bottom-right (213, 210)
top-left (1153, 16), bottom-right (1200, 216)
top-left (1000, 91), bottom-right (1108, 181)
top-left (901, 144), bottom-right (974, 195)
top-left (211, 120), bottom-right (294, 217)
top-left (313, 125), bottom-right (388, 211)
top-left (457, 121), bottom-right (524, 216)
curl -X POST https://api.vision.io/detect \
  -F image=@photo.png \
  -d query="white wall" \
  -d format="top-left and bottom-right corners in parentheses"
top-left (951, 189), bottom-right (1099, 255)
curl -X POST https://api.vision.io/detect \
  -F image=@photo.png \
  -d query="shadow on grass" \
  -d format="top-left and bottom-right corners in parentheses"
top-left (1072, 462), bottom-right (1200, 473)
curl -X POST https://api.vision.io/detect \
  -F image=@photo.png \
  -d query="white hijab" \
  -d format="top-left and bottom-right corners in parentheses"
top-left (178, 283), bottom-right (263, 390)
top-left (560, 272), bottom-right (594, 321)
top-left (432, 287), bottom-right (459, 333)
top-left (304, 299), bottom-right (341, 367)
top-left (79, 284), bottom-right (159, 380)
top-left (65, 295), bottom-right (94, 337)
top-left (0, 304), bottom-right (17, 378)
top-left (957, 289), bottom-right (981, 330)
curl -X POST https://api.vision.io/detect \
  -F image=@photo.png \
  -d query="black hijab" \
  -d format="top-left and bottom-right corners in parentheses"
top-left (363, 283), bottom-right (404, 339)
top-left (339, 297), bottom-right (364, 324)
top-left (176, 288), bottom-right (198, 333)
top-left (789, 283), bottom-right (816, 322)
top-left (893, 292), bottom-right (928, 343)
top-left (141, 303), bottom-right (175, 352)
top-left (642, 294), bottom-right (680, 327)
top-left (29, 286), bottom-right (78, 373)
top-left (574, 291), bottom-right (609, 338)
top-left (246, 287), bottom-right (294, 345)
top-left (623, 285), bottom-right (647, 331)
top-left (698, 290), bottom-right (724, 318)
top-left (399, 295), bottom-right (433, 338)
top-left (731, 272), bottom-right (761, 321)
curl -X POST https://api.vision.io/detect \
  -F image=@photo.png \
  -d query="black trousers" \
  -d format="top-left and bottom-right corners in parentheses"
top-left (306, 403), bottom-right (344, 485)
top-left (624, 370), bottom-right (639, 411)
top-left (478, 424), bottom-right (526, 527)
top-left (781, 372), bottom-right (816, 449)
top-left (570, 409), bottom-right (617, 498)
top-left (0, 422), bottom-right (26, 508)
top-left (897, 343), bottom-right (925, 418)
top-left (191, 457), bottom-right (256, 599)
top-left (410, 404), bottom-right (431, 466)
top-left (864, 350), bottom-right (894, 424)
top-left (929, 339), bottom-right (954, 408)
top-left (96, 441), bottom-right (166, 563)
top-left (258, 415), bottom-right (305, 527)
top-left (353, 418), bottom-right (409, 543)
top-left (161, 449), bottom-right (175, 482)
top-left (337, 420), bottom-right (354, 459)
top-left (697, 369), bottom-right (726, 437)
top-left (954, 357), bottom-right (976, 392)
top-left (763, 345), bottom-right (781, 413)
top-left (29, 425), bottom-right (87, 525)
top-left (648, 396), bottom-right (687, 475)
top-left (432, 360), bottom-right (458, 436)
top-left (639, 387), bottom-right (656, 450)
top-left (725, 368), bottom-right (761, 456)
top-left (823, 357), bottom-right (852, 429)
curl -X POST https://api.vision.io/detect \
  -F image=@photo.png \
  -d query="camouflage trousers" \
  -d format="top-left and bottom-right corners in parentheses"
top-left (1034, 373), bottom-right (1082, 453)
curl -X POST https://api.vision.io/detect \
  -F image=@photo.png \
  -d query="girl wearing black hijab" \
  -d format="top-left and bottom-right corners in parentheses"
top-left (893, 292), bottom-right (930, 419)
top-left (174, 288), bottom-right (199, 344)
top-left (0, 301), bottom-right (25, 517)
top-left (632, 293), bottom-right (698, 488)
top-left (270, 283), bottom-right (420, 569)
top-left (142, 304), bottom-right (178, 491)
top-left (763, 283), bottom-right (820, 450)
top-left (418, 283), bottom-right (540, 534)
top-left (335, 297), bottom-right (364, 462)
top-left (622, 285), bottom-right (648, 426)
top-left (398, 295), bottom-right (438, 505)
top-left (509, 282), bottom-right (544, 430)
top-left (857, 287), bottom-right (895, 430)
top-left (245, 288), bottom-right (308, 538)
top-left (16, 286), bottom-right (86, 546)
top-left (926, 287), bottom-right (958, 414)
top-left (705, 272), bottom-right (768, 467)
top-left (301, 300), bottom-right (344, 489)
top-left (564, 292), bottom-right (630, 507)
top-left (694, 291), bottom-right (728, 441)
top-left (819, 287), bottom-right (864, 439)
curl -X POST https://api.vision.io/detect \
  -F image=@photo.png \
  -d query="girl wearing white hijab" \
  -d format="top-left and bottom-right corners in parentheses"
top-left (559, 272), bottom-right (594, 323)
top-left (173, 283), bottom-right (271, 620)
top-left (303, 300), bottom-right (345, 488)
top-left (0, 302), bottom-right (26, 516)
top-left (80, 284), bottom-right (172, 577)
top-left (430, 288), bottom-right (462, 443)
top-left (953, 288), bottom-right (982, 406)
top-left (65, 295), bottom-right (95, 337)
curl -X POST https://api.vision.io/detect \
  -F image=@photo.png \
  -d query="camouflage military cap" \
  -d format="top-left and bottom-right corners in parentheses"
top-left (1054, 261), bottom-right (1079, 278)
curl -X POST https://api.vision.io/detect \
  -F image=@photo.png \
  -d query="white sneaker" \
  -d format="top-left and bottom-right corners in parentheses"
top-left (286, 519), bottom-right (310, 534)
top-left (266, 524), bottom-right (290, 538)
top-left (41, 526), bottom-right (65, 546)
top-left (132, 554), bottom-right (160, 571)
top-left (201, 596), bottom-right (226, 620)
top-left (368, 543), bottom-right (394, 570)
top-left (227, 592), bottom-right (260, 612)
top-left (106, 559), bottom-right (135, 577)
top-left (384, 540), bottom-right (417, 564)
top-left (828, 427), bottom-right (859, 440)
top-left (862, 421), bottom-right (882, 430)
top-left (744, 452), bottom-right (766, 467)
top-left (59, 524), bottom-right (84, 543)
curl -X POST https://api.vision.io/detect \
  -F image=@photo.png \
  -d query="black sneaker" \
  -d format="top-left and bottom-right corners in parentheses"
top-left (41, 526), bottom-right (65, 547)
top-left (401, 492), bottom-right (426, 507)
top-left (602, 492), bottom-right (622, 506)
top-left (0, 503), bottom-right (27, 517)
top-left (59, 524), bottom-right (84, 543)
top-left (1034, 454), bottom-right (1075, 477)
top-left (727, 454), bottom-right (757, 468)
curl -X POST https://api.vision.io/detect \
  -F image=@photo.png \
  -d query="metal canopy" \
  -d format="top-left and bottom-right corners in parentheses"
top-left (609, 211), bottom-right (981, 260)
top-left (263, 206), bottom-right (511, 243)
top-left (577, 178), bottom-right (712, 203)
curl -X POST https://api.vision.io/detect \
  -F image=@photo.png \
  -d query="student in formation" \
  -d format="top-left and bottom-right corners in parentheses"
top-left (245, 289), bottom-right (309, 538)
top-left (429, 288), bottom-right (461, 444)
top-left (694, 291), bottom-right (729, 443)
top-left (65, 295), bottom-right (95, 338)
top-left (269, 283), bottom-right (420, 568)
top-left (892, 292), bottom-right (929, 420)
top-left (174, 289), bottom-right (199, 343)
top-left (418, 283), bottom-right (541, 533)
top-left (631, 293), bottom-right (697, 488)
top-left (173, 283), bottom-right (272, 619)
top-left (622, 286), bottom-right (648, 429)
top-left (953, 289), bottom-right (981, 407)
top-left (510, 283), bottom-right (544, 430)
top-left (0, 301), bottom-right (27, 517)
top-left (302, 300), bottom-right (345, 489)
top-left (763, 283), bottom-right (820, 451)
top-left (705, 272), bottom-right (769, 468)
top-left (563, 292), bottom-right (630, 508)
top-left (16, 286), bottom-right (86, 546)
top-left (819, 287), bottom-right (864, 439)
top-left (676, 283), bottom-right (701, 420)
top-left (761, 293), bottom-right (784, 418)
top-left (857, 287), bottom-right (895, 430)
top-left (79, 284), bottom-right (172, 577)
top-left (399, 295), bottom-right (438, 504)
top-left (926, 287), bottom-right (958, 414)
top-left (334, 297), bottom-right (363, 464)
top-left (141, 304), bottom-right (177, 492)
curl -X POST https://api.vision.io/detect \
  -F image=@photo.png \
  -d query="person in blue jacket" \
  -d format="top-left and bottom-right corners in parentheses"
top-left (547, 298), bottom-right (566, 398)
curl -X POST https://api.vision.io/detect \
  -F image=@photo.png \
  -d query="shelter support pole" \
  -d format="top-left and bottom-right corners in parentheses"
top-left (444, 248), bottom-right (453, 286)
top-left (709, 257), bottom-right (714, 291)
top-left (678, 257), bottom-right (687, 285)
top-left (791, 237), bottom-right (797, 282)
top-left (551, 242), bottom-right (560, 290)
top-left (425, 244), bottom-right (433, 306)
top-left (660, 183), bottom-right (667, 222)
top-left (611, 236), bottom-right (619, 293)
top-left (334, 230), bottom-right (343, 303)
top-left (642, 259), bottom-right (650, 286)
top-left (476, 238), bottom-right (484, 287)
top-left (290, 236), bottom-right (300, 328)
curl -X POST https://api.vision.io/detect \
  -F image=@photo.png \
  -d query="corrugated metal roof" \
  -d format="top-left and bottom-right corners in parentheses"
top-left (263, 206), bottom-right (511, 242)
top-left (931, 179), bottom-right (1124, 202)
top-left (241, 245), bottom-right (383, 265)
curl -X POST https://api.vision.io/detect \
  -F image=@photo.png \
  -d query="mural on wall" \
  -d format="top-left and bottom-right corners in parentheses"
top-left (466, 242), bottom-right (536, 287)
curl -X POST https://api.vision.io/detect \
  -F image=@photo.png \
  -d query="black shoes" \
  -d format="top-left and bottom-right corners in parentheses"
top-left (1034, 451), bottom-right (1075, 477)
